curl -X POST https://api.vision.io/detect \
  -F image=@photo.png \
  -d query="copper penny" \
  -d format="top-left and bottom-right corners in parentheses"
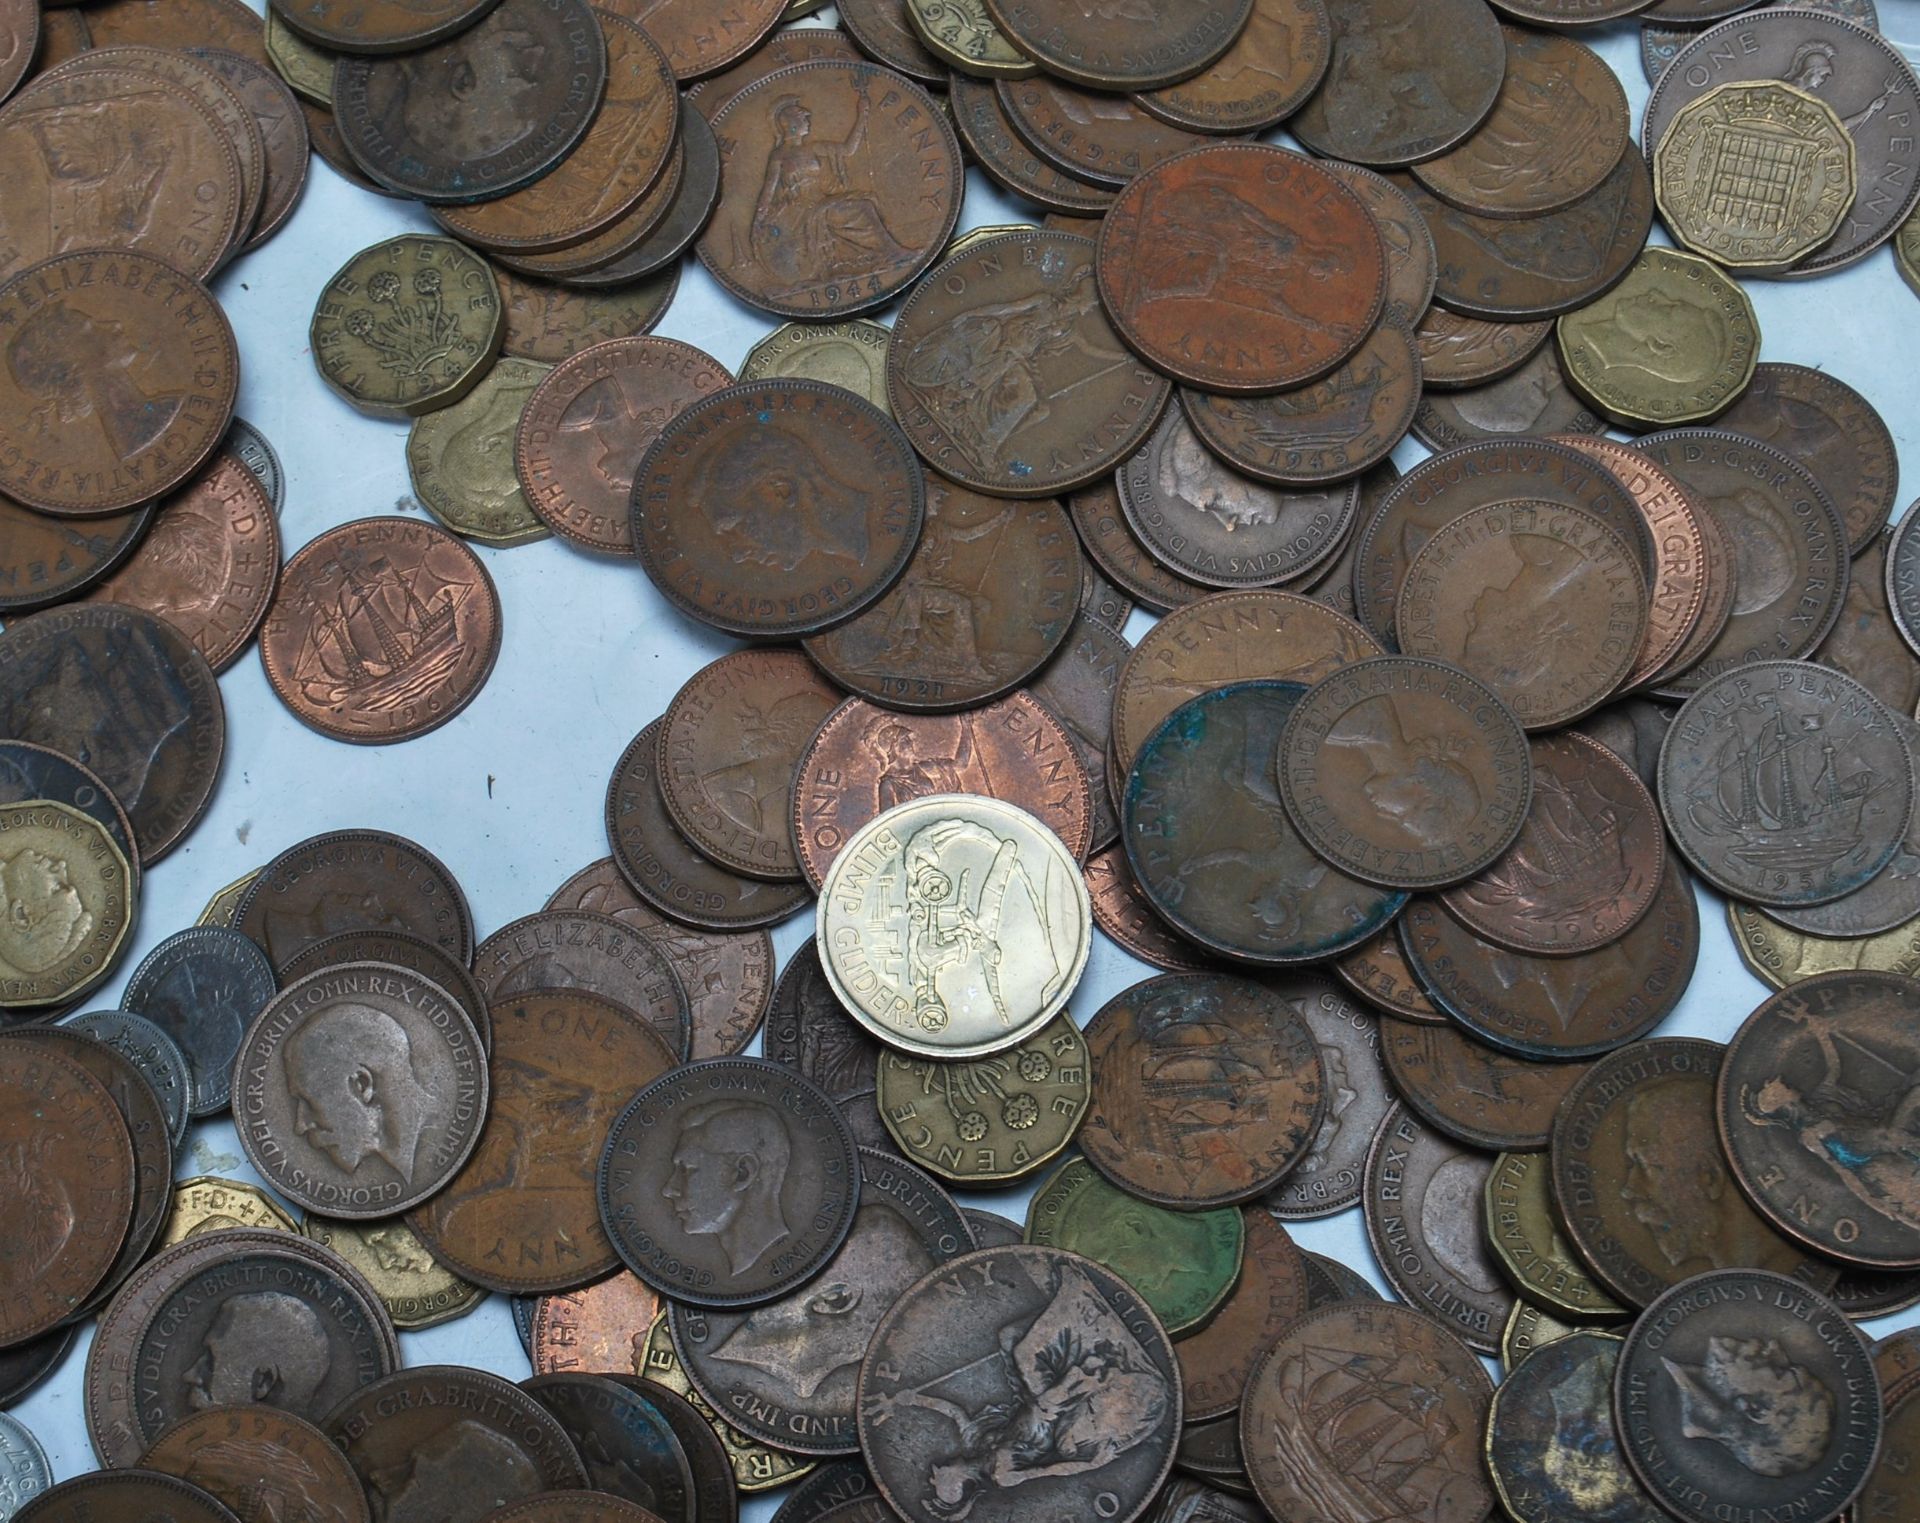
top-left (1394, 500), bottom-right (1648, 731)
top-left (997, 74), bottom-right (1211, 188)
top-left (260, 516), bottom-right (502, 744)
top-left (792, 692), bottom-right (1093, 887)
top-left (803, 486), bottom-right (1081, 711)
top-left (1174, 1211), bottom-right (1308, 1421)
top-left (633, 381), bottom-right (925, 638)
top-left (762, 941), bottom-right (883, 1103)
top-left (0, 251), bottom-right (239, 516)
top-left (16, 1474), bottom-right (240, 1523)
top-left (301, 98), bottom-right (402, 195)
top-left (1414, 307), bottom-right (1551, 388)
top-left (1362, 1105), bottom-right (1513, 1353)
top-left (690, 25), bottom-right (861, 116)
top-left (985, 0), bottom-right (1250, 90)
top-left (86, 453), bottom-right (280, 674)
top-left (530, 1271), bottom-right (664, 1375)
top-left (607, 0), bottom-right (786, 80)
top-left (34, 8), bottom-right (89, 73)
top-left (556, 103), bottom-right (721, 287)
top-left (1083, 844), bottom-right (1212, 972)
top-left (1026, 612), bottom-right (1129, 853)
top-left (1177, 314), bottom-right (1421, 487)
top-left (516, 337), bottom-right (732, 557)
top-left (0, 0), bottom-right (36, 104)
top-left (1408, 861), bottom-right (1696, 1061)
top-left (410, 989), bottom-right (679, 1292)
top-left (82, 0), bottom-right (265, 63)
top-left (836, 0), bottom-right (945, 85)
top-left (0, 72), bottom-right (244, 285)
top-left (1320, 161), bottom-right (1438, 326)
top-left (547, 858), bottom-right (774, 1059)
top-left (270, 0), bottom-right (497, 53)
top-left (1241, 1300), bottom-right (1494, 1523)
top-left (1818, 532), bottom-right (1920, 722)
top-left (698, 60), bottom-right (960, 317)
top-left (1081, 971), bottom-right (1325, 1207)
top-left (1412, 343), bottom-right (1603, 451)
top-left (496, 266), bottom-right (679, 363)
top-left (605, 718), bottom-right (814, 931)
top-left (1492, 0), bottom-right (1652, 18)
top-left (946, 75), bottom-right (1115, 217)
top-left (890, 231), bottom-right (1171, 499)
top-left (141, 1408), bottom-right (370, 1523)
top-left (1438, 731), bottom-right (1666, 956)
top-left (1551, 1036), bottom-right (1841, 1309)
top-left (1411, 26), bottom-right (1627, 219)
top-left (1099, 144), bottom-right (1386, 392)
top-left (1068, 478), bottom-right (1208, 613)
top-left (658, 650), bottom-right (841, 881)
top-left (1277, 655), bottom-right (1533, 891)
top-left (1333, 925), bottom-right (1444, 1024)
top-left (0, 601), bottom-right (224, 864)
top-left (188, 49), bottom-right (313, 255)
top-left (490, 130), bottom-right (687, 280)
top-left (432, 12), bottom-right (677, 252)
top-left (278, 928), bottom-right (492, 1052)
top-left (1380, 1018), bottom-right (1589, 1151)
top-left (1137, 0), bottom-right (1330, 134)
top-left (472, 909), bottom-right (692, 1060)
top-left (1577, 697), bottom-right (1675, 794)
top-left (234, 828), bottom-right (473, 967)
top-left (1262, 976), bottom-right (1393, 1218)
top-left (1402, 149), bottom-right (1656, 321)
top-left (0, 496), bottom-right (154, 615)
top-left (1117, 409), bottom-right (1361, 589)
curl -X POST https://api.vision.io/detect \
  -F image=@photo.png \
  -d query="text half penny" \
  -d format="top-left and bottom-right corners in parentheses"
top-left (234, 828), bottom-right (473, 967)
top-left (1136, 0), bottom-right (1332, 135)
top-left (1259, 976), bottom-right (1391, 1219)
top-left (1380, 1018), bottom-right (1588, 1151)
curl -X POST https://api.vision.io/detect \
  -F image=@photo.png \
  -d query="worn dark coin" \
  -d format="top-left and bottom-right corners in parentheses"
top-left (1616, 1270), bottom-right (1879, 1523)
top-left (766, 1461), bottom-right (879, 1523)
top-left (1241, 1299), bottom-right (1494, 1523)
top-left (605, 720), bottom-right (815, 932)
top-left (1486, 1332), bottom-right (1662, 1523)
top-left (1414, 307), bottom-right (1551, 388)
top-left (633, 382), bottom-right (924, 637)
top-left (762, 943), bottom-right (883, 1103)
top-left (1314, 162), bottom-right (1437, 330)
top-left (472, 910), bottom-right (692, 1059)
top-left (0, 742), bottom-right (141, 915)
top-left (985, 0), bottom-right (1248, 90)
top-left (838, 0), bottom-right (944, 81)
top-left (235, 829), bottom-right (472, 968)
top-left (304, 97), bottom-right (403, 196)
top-left (61, 1009), bottom-right (191, 1151)
top-left (1578, 698), bottom-right (1677, 795)
top-left (997, 75), bottom-right (1209, 188)
top-left (0, 603), bottom-right (224, 865)
top-left (891, 231), bottom-right (1170, 499)
top-left (1819, 532), bottom-right (1920, 720)
top-left (15, 1473), bottom-right (240, 1523)
top-left (0, 0), bottom-right (34, 103)
top-left (1363, 1104), bottom-right (1513, 1353)
top-left (600, 1058), bottom-right (861, 1307)
top-left (1068, 479), bottom-right (1209, 614)
top-left (122, 928), bottom-right (275, 1117)
top-left (945, 74), bottom-right (1115, 216)
top-left (608, 0), bottom-right (785, 80)
top-left (326, 1367), bottom-right (588, 1523)
top-left (671, 1148), bottom-right (970, 1455)
top-left (1484, 1148), bottom-right (1626, 1319)
top-left (1886, 501), bottom-right (1920, 664)
top-left (859, 1245), bottom-right (1179, 1523)
top-left (1551, 1037), bottom-right (1842, 1309)
top-left (1027, 614), bottom-right (1130, 854)
top-left (280, 929), bottom-right (490, 1052)
top-left (1334, 924), bottom-right (1443, 1023)
top-left (1858, 1377), bottom-right (1920, 1520)
top-left (1174, 1416), bottom-right (1251, 1493)
top-left (1380, 1019), bottom-right (1588, 1150)
top-left (1412, 342), bottom-right (1603, 450)
top-left (604, 1379), bottom-right (737, 1523)
top-left (140, 1406), bottom-right (372, 1523)
top-left (496, 266), bottom-right (679, 364)
top-left (270, 0), bottom-right (496, 53)
top-left (0, 496), bottom-right (155, 616)
top-left (521, 1376), bottom-right (694, 1520)
top-left (1083, 844), bottom-right (1213, 973)
top-left (1138, 0), bottom-right (1331, 134)
top-left (1258, 978), bottom-right (1390, 1220)
top-left (1174, 1212), bottom-right (1308, 1425)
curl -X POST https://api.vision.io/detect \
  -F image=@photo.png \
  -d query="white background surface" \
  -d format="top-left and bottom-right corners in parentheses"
top-left (15, 0), bottom-right (1920, 1507)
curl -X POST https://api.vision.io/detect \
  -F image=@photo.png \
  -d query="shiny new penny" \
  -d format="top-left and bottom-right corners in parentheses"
top-left (1026, 613), bottom-right (1129, 853)
top-left (261, 516), bottom-right (502, 744)
top-left (1241, 1301), bottom-right (1494, 1523)
top-left (0, 602), bottom-right (225, 864)
top-left (1396, 501), bottom-right (1647, 730)
top-left (1486, 1334), bottom-right (1660, 1523)
top-left (1099, 144), bottom-right (1385, 392)
top-left (699, 60), bottom-right (962, 318)
top-left (1414, 307), bottom-right (1551, 388)
top-left (301, 1213), bottom-right (486, 1330)
top-left (1484, 1150), bottom-right (1626, 1320)
top-left (529, 1272), bottom-right (663, 1374)
top-left (0, 495), bottom-right (153, 616)
top-left (633, 381), bottom-right (925, 638)
top-left (0, 802), bottom-right (132, 1010)
top-left (1138, 0), bottom-right (1331, 134)
top-left (946, 75), bottom-right (1115, 216)
top-left (1069, 479), bottom-right (1209, 614)
top-left (15, 1474), bottom-right (239, 1523)
top-left (1334, 924), bottom-right (1443, 1024)
top-left (0, 252), bottom-right (239, 516)
top-left (141, 1407), bottom-right (370, 1523)
top-left (1551, 1037), bottom-right (1842, 1309)
top-left (1412, 344), bottom-right (1604, 452)
top-left (473, 909), bottom-right (691, 1059)
top-left (804, 487), bottom-right (1081, 711)
top-left (599, 1057), bottom-right (861, 1307)
top-left (1412, 26), bottom-right (1628, 218)
top-left (406, 357), bottom-right (551, 547)
top-left (984, 0), bottom-right (1247, 90)
top-left (123, 927), bottom-right (275, 1117)
top-left (1277, 656), bottom-right (1533, 891)
top-left (1381, 1020), bottom-right (1589, 1151)
top-left (614, 0), bottom-right (785, 79)
top-left (271, 0), bottom-right (496, 52)
top-left (1175, 1211), bottom-right (1308, 1422)
top-left (235, 828), bottom-right (473, 967)
top-left (997, 75), bottom-right (1209, 188)
top-left (889, 231), bottom-right (1170, 499)
top-left (792, 693), bottom-right (1093, 888)
top-left (658, 649), bottom-right (842, 881)
top-left (1125, 683), bottom-right (1407, 963)
top-left (87, 453), bottom-right (281, 673)
top-left (1083, 845), bottom-right (1212, 974)
top-left (1362, 1105), bottom-right (1513, 1353)
top-left (496, 266), bottom-right (678, 364)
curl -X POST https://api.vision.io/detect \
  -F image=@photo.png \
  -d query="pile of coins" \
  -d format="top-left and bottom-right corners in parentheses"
top-left (6, 1), bottom-right (1920, 1523)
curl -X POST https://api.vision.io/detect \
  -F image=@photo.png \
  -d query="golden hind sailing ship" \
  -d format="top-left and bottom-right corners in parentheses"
top-left (297, 554), bottom-right (462, 713)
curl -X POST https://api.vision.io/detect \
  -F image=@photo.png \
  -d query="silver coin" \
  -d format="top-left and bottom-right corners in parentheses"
top-left (59, 1008), bottom-right (193, 1149)
top-left (0, 1413), bottom-right (50, 1523)
top-left (223, 417), bottom-right (285, 513)
top-left (124, 927), bottom-right (278, 1116)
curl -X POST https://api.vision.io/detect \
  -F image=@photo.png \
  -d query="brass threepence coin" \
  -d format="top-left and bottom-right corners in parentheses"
top-left (1486, 1333), bottom-right (1661, 1523)
top-left (141, 1407), bottom-right (371, 1523)
top-left (0, 801), bottom-right (132, 1010)
top-left (1731, 901), bottom-right (1920, 990)
top-left (267, 8), bottom-right (338, 99)
top-left (1484, 1150), bottom-right (1626, 1319)
top-left (1137, 0), bottom-right (1331, 134)
top-left (739, 320), bottom-right (890, 409)
top-left (406, 357), bottom-right (551, 547)
top-left (1500, 1300), bottom-right (1580, 1372)
top-left (905, 0), bottom-right (1031, 77)
top-left (158, 1177), bottom-right (298, 1245)
top-left (302, 1213), bottom-right (485, 1330)
top-left (235, 828), bottom-right (473, 966)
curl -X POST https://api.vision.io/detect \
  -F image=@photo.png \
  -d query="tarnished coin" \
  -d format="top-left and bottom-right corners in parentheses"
top-left (531, 1273), bottom-right (663, 1378)
top-left (1277, 656), bottom-right (1533, 891)
top-left (406, 358), bottom-right (551, 548)
top-left (635, 1313), bottom-right (814, 1492)
top-left (187, 49), bottom-right (311, 253)
top-left (15, 1473), bottom-right (239, 1523)
top-left (62, 1009), bottom-right (191, 1150)
top-left (0, 801), bottom-right (132, 1011)
top-left (1485, 1150), bottom-right (1626, 1319)
top-left (633, 381), bottom-right (925, 638)
top-left (1720, 972), bottom-right (1920, 1267)
top-left (1241, 1300), bottom-right (1494, 1523)
top-left (261, 516), bottom-right (502, 744)
top-left (1732, 900), bottom-right (1920, 990)
top-left (889, 231), bottom-right (1171, 499)
top-left (1069, 479), bottom-right (1210, 614)
top-left (1138, 0), bottom-right (1331, 134)
top-left (87, 453), bottom-right (281, 673)
top-left (310, 236), bottom-right (504, 418)
top-left (761, 943), bottom-right (882, 1103)
top-left (496, 267), bottom-right (679, 364)
top-left (816, 795), bottom-right (1091, 1059)
top-left (838, 0), bottom-right (944, 81)
top-left (1099, 144), bottom-right (1386, 392)
top-left (235, 829), bottom-right (473, 967)
top-left (1487, 1333), bottom-right (1661, 1523)
top-left (472, 910), bottom-right (691, 1059)
top-left (997, 75), bottom-right (1210, 187)
top-left (141, 1407), bottom-right (371, 1523)
top-left (805, 487), bottom-right (1081, 711)
top-left (1558, 248), bottom-right (1760, 427)
top-left (233, 962), bottom-right (488, 1218)
top-left (1414, 26), bottom-right (1627, 219)
top-left (271, 0), bottom-right (496, 53)
top-left (1026, 613), bottom-right (1129, 854)
top-left (123, 927), bottom-right (275, 1117)
top-left (605, 720), bottom-right (814, 932)
top-left (1024, 1156), bottom-right (1243, 1334)
top-left (520, 1381), bottom-right (692, 1520)
top-left (1258, 978), bottom-right (1391, 1220)
top-left (740, 321), bottom-right (889, 410)
top-left (613, 0), bottom-right (784, 79)
top-left (1501, 1300), bottom-right (1583, 1373)
top-left (1125, 683), bottom-right (1406, 963)
top-left (326, 1368), bottom-right (588, 1522)
top-left (1616, 1271), bottom-right (1878, 1523)
top-left (601, 1057), bottom-right (861, 1307)
top-left (268, 9), bottom-right (338, 100)
top-left (1414, 307), bottom-right (1551, 388)
top-left (875, 1011), bottom-right (1087, 1186)
top-left (1173, 1212), bottom-right (1307, 1423)
top-left (1551, 1037), bottom-right (1842, 1308)
top-left (302, 1214), bottom-right (485, 1330)
top-left (985, 0), bottom-right (1248, 90)
top-left (159, 1177), bottom-right (299, 1245)
top-left (1643, 0), bottom-right (1879, 83)
top-left (1858, 1378), bottom-right (1920, 1520)
top-left (279, 929), bottom-right (491, 1053)
top-left (0, 0), bottom-right (35, 104)
top-left (1363, 1105), bottom-right (1512, 1353)
top-left (0, 495), bottom-right (155, 618)
top-left (1381, 1019), bottom-right (1588, 1150)
top-left (699, 60), bottom-right (961, 318)
top-left (1413, 343), bottom-right (1603, 451)
top-left (1334, 924), bottom-right (1443, 1023)
top-left (1083, 845), bottom-right (1213, 974)
top-left (671, 1148), bottom-right (970, 1455)
top-left (946, 75), bottom-right (1114, 215)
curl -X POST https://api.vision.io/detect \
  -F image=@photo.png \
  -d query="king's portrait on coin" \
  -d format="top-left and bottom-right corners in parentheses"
top-left (0, 844), bottom-right (93, 973)
top-left (665, 1100), bottom-right (794, 1275)
top-left (183, 1291), bottom-right (332, 1411)
top-left (1662, 1336), bottom-right (1833, 1478)
top-left (286, 1002), bottom-right (440, 1181)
